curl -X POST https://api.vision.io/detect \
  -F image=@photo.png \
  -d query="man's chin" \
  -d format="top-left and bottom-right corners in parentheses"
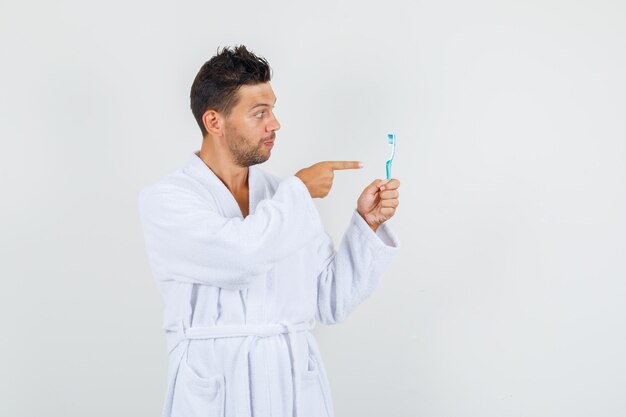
top-left (257, 153), bottom-right (271, 165)
top-left (255, 147), bottom-right (272, 164)
top-left (240, 154), bottom-right (270, 167)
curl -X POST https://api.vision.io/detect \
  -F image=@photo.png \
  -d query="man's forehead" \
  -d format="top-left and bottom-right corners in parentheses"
top-left (237, 83), bottom-right (276, 106)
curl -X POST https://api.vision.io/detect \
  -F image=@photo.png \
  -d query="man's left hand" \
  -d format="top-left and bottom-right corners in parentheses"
top-left (356, 179), bottom-right (401, 232)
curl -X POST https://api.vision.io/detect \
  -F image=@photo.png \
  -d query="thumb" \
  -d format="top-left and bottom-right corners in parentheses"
top-left (364, 179), bottom-right (389, 195)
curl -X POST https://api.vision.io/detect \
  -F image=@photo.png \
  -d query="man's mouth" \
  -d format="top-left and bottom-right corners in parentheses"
top-left (262, 134), bottom-right (275, 146)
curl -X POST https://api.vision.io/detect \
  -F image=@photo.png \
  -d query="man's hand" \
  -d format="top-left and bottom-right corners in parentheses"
top-left (295, 161), bottom-right (363, 198)
top-left (357, 179), bottom-right (401, 232)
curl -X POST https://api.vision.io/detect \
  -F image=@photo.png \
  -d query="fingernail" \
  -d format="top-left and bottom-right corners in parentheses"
top-left (358, 162), bottom-right (364, 168)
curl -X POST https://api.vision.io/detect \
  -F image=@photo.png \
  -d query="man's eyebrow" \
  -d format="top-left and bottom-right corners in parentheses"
top-left (249, 98), bottom-right (277, 111)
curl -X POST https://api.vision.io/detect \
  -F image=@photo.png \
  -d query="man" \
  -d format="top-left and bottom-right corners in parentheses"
top-left (138, 45), bottom-right (400, 417)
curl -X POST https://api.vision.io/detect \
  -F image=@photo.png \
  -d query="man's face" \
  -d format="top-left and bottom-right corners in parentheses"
top-left (223, 82), bottom-right (281, 167)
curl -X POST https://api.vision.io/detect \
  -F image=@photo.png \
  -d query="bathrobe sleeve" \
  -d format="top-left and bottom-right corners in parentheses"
top-left (315, 210), bottom-right (400, 324)
top-left (138, 176), bottom-right (323, 289)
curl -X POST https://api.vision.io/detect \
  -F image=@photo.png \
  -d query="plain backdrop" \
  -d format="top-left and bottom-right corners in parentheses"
top-left (1, 0), bottom-right (625, 416)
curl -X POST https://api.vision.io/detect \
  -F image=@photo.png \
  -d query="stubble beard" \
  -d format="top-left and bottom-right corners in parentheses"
top-left (226, 127), bottom-right (272, 168)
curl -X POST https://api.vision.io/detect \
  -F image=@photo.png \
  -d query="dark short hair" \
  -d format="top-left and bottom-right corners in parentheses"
top-left (190, 45), bottom-right (272, 136)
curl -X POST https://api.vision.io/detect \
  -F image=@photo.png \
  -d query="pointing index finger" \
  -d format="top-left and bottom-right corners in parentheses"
top-left (327, 161), bottom-right (364, 171)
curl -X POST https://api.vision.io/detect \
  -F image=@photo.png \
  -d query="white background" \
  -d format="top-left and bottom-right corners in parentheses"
top-left (1, 0), bottom-right (625, 416)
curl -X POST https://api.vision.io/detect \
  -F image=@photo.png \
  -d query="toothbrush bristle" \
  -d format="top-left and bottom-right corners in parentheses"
top-left (387, 133), bottom-right (394, 144)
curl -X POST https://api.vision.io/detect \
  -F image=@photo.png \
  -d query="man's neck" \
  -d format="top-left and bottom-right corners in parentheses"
top-left (198, 140), bottom-right (248, 194)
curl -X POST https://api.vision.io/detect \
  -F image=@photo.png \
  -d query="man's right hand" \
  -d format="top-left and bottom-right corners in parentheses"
top-left (295, 161), bottom-right (363, 198)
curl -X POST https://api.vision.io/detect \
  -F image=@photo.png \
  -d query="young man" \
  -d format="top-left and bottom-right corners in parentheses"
top-left (138, 45), bottom-right (400, 417)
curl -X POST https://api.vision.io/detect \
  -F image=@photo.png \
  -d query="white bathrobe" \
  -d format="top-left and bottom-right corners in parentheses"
top-left (138, 151), bottom-right (400, 417)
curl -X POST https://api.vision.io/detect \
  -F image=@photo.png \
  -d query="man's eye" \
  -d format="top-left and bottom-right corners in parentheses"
top-left (256, 111), bottom-right (265, 119)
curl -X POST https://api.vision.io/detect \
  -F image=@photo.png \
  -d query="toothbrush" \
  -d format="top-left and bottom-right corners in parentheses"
top-left (385, 133), bottom-right (396, 180)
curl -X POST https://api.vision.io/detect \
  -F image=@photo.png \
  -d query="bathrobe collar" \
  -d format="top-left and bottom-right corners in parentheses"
top-left (183, 151), bottom-right (262, 219)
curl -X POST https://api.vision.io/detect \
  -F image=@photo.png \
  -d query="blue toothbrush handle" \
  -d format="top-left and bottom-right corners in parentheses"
top-left (386, 160), bottom-right (392, 180)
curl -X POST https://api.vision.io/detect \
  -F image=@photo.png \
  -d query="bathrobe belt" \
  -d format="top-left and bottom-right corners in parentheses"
top-left (167, 319), bottom-right (316, 417)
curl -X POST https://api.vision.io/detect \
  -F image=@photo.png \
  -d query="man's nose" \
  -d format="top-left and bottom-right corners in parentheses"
top-left (267, 114), bottom-right (281, 132)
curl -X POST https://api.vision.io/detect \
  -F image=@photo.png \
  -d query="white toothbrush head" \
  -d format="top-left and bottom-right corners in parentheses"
top-left (387, 133), bottom-right (396, 161)
top-left (385, 133), bottom-right (396, 180)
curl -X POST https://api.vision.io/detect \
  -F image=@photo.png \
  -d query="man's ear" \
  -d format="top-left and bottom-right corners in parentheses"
top-left (203, 110), bottom-right (225, 137)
